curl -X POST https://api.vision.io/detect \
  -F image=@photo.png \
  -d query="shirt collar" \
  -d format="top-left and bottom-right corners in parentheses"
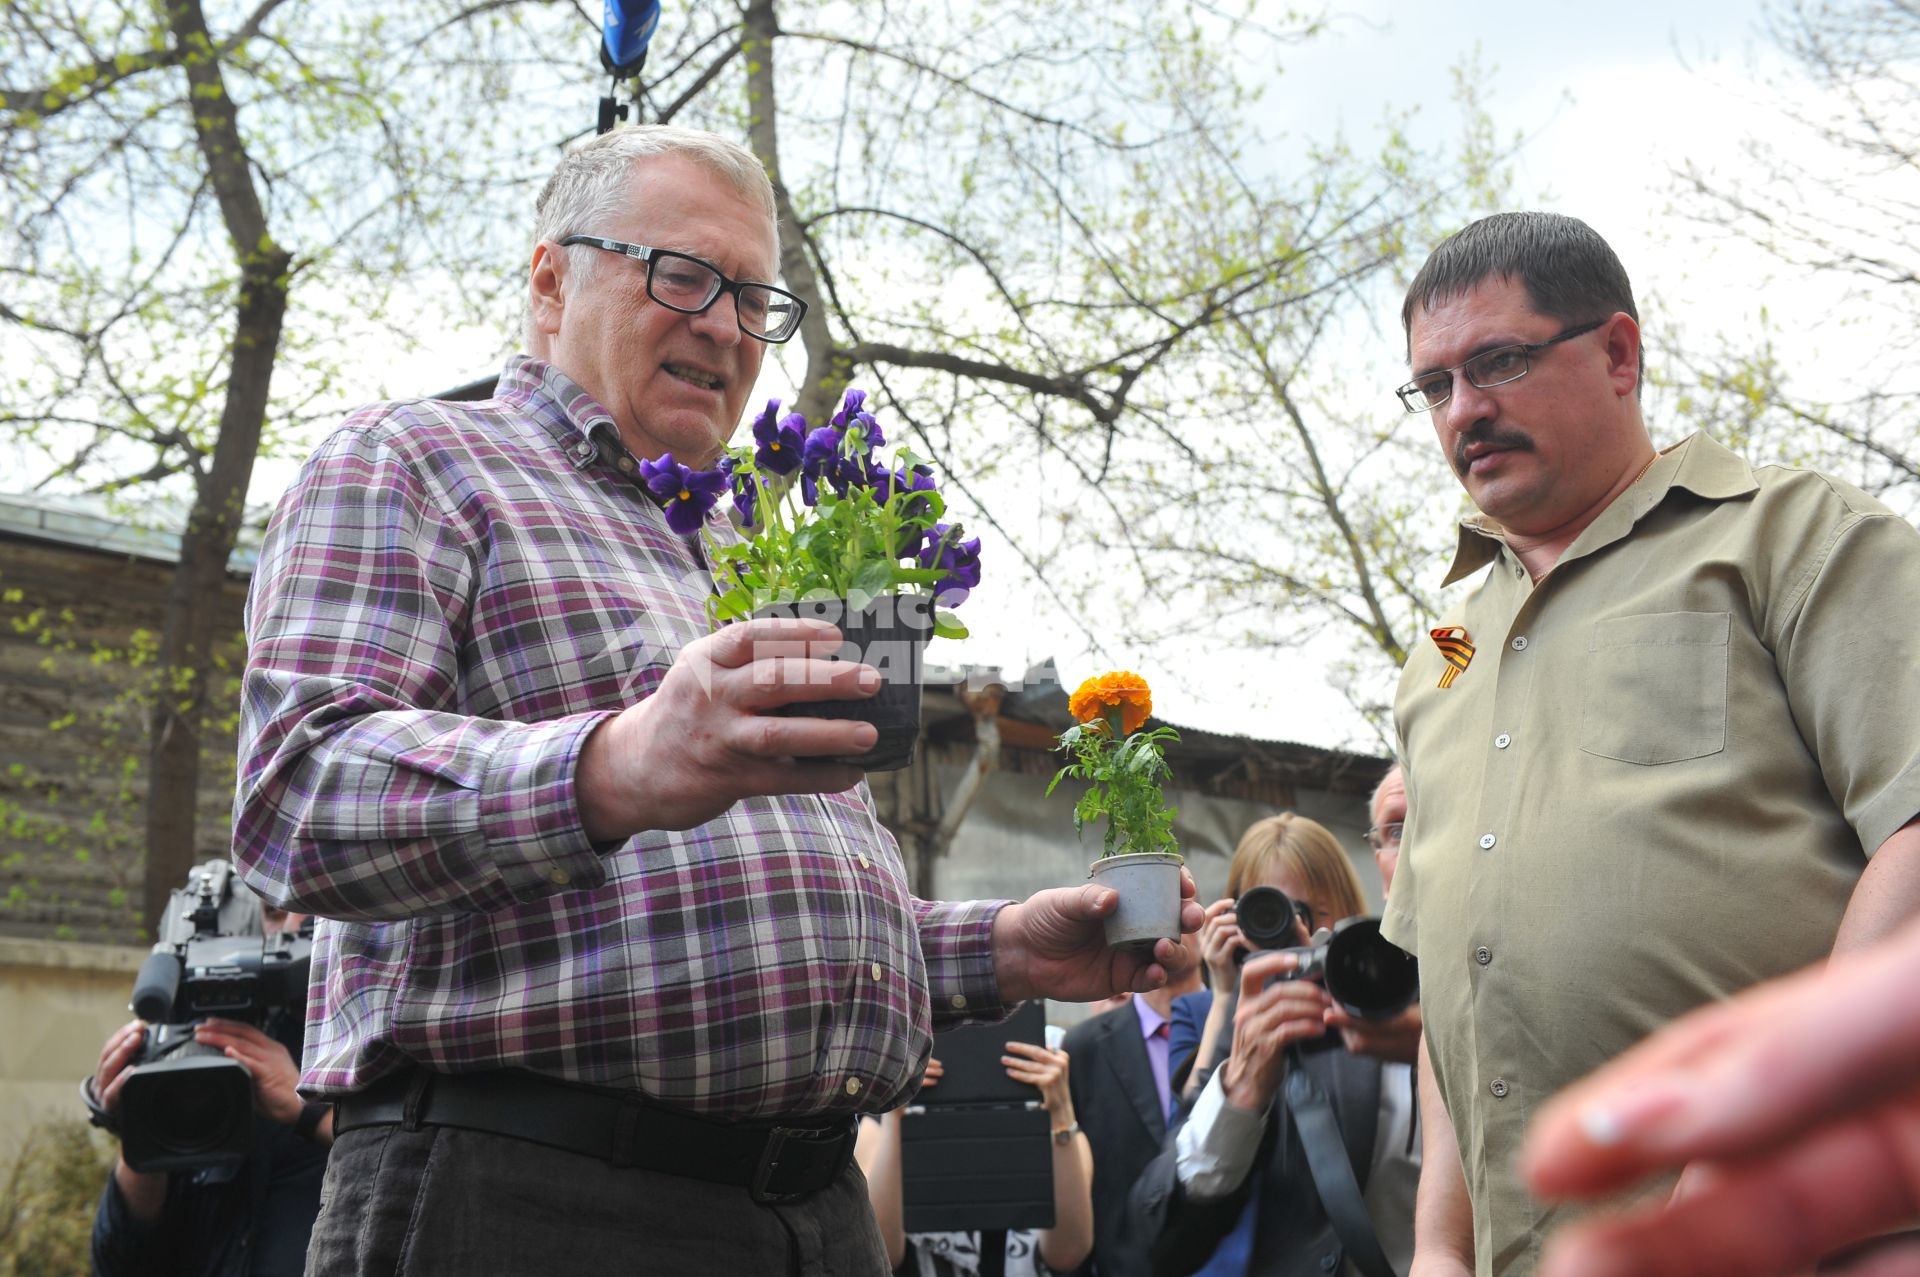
top-left (1132, 993), bottom-right (1168, 1039)
top-left (496, 353), bottom-right (676, 505)
top-left (1440, 431), bottom-right (1760, 586)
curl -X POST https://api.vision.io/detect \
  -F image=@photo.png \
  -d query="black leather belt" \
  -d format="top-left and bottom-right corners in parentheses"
top-left (333, 1067), bottom-right (857, 1205)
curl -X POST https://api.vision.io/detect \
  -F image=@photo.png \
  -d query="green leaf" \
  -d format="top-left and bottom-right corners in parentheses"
top-left (710, 586), bottom-right (756, 622)
top-left (932, 609), bottom-right (969, 640)
top-left (851, 560), bottom-right (895, 600)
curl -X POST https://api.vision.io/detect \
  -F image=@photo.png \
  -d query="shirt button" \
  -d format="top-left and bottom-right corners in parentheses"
top-left (950, 994), bottom-right (968, 1011)
top-left (1510, 636), bottom-right (1529, 651)
top-left (1320, 1255), bottom-right (1338, 1272)
top-left (871, 963), bottom-right (883, 981)
top-left (1478, 833), bottom-right (1497, 850)
top-left (1489, 1078), bottom-right (1509, 1099)
top-left (547, 867), bottom-right (571, 886)
top-left (859, 853), bottom-right (872, 870)
top-left (1494, 733), bottom-right (1512, 749)
top-left (846, 1077), bottom-right (861, 1096)
top-left (1476, 946), bottom-right (1492, 965)
top-left (1514, 564), bottom-right (1524, 579)
top-left (616, 455), bottom-right (637, 474)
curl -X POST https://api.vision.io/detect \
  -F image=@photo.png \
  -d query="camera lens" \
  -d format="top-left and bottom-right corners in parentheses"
top-left (1234, 886), bottom-right (1299, 950)
top-left (1322, 919), bottom-right (1418, 1018)
top-left (118, 1047), bottom-right (253, 1172)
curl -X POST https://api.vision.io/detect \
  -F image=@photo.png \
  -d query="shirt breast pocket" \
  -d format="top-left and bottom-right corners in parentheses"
top-left (1579, 611), bottom-right (1730, 765)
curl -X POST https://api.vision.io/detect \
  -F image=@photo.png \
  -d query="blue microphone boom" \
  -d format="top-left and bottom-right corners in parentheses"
top-left (597, 1), bottom-right (662, 134)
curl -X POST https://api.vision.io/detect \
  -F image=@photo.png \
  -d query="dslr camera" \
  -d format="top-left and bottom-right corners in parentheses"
top-left (1233, 885), bottom-right (1417, 1019)
top-left (101, 860), bottom-right (312, 1172)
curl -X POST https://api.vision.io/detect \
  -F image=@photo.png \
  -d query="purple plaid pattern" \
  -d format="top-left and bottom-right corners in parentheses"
top-left (234, 356), bottom-right (1007, 1118)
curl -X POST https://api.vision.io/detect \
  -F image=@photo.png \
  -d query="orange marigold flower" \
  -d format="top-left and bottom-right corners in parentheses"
top-left (1068, 671), bottom-right (1153, 736)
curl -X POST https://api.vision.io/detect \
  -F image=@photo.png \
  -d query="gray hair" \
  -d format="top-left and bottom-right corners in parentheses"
top-left (1400, 212), bottom-right (1642, 382)
top-left (1368, 763), bottom-right (1403, 821)
top-left (524, 125), bottom-right (778, 343)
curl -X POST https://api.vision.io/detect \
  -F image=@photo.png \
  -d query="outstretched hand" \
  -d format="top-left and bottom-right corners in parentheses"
top-left (990, 876), bottom-right (1204, 1004)
top-left (578, 618), bottom-right (879, 839)
top-left (1523, 916), bottom-right (1920, 1277)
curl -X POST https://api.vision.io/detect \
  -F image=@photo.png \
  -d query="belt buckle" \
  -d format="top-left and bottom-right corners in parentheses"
top-left (749, 1123), bottom-right (845, 1205)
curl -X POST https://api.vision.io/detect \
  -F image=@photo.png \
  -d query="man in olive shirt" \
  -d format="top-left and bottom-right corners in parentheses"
top-left (1381, 211), bottom-right (1920, 1277)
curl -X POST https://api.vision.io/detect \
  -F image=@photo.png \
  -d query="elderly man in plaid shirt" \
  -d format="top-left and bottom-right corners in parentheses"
top-left (231, 124), bottom-right (1201, 1276)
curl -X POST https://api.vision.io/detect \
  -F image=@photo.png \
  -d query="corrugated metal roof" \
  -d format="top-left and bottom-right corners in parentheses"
top-left (0, 491), bottom-right (259, 573)
top-left (923, 661), bottom-right (1385, 770)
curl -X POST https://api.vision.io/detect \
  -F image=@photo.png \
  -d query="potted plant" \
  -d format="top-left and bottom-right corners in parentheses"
top-left (638, 389), bottom-right (980, 772)
top-left (1047, 672), bottom-right (1184, 949)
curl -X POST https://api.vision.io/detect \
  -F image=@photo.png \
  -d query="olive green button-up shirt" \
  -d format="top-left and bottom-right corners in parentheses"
top-left (1382, 432), bottom-right (1920, 1277)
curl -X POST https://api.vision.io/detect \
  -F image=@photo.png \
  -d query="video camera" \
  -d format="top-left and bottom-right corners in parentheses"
top-left (109, 860), bottom-right (312, 1172)
top-left (1234, 885), bottom-right (1417, 1019)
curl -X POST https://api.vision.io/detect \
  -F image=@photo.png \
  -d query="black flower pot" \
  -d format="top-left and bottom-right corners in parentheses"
top-left (762, 593), bottom-right (930, 772)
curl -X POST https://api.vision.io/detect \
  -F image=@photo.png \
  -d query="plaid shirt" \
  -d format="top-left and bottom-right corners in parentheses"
top-left (234, 355), bottom-right (1007, 1119)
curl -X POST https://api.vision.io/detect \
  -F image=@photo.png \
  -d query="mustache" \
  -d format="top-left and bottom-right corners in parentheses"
top-left (1452, 424), bottom-right (1534, 475)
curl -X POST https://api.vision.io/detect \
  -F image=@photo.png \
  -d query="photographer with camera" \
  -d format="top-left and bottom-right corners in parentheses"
top-left (83, 864), bottom-right (331, 1277)
top-left (1132, 814), bottom-right (1421, 1277)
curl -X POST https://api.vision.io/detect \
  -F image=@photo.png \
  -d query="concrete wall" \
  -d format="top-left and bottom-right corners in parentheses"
top-left (0, 937), bottom-right (142, 1169)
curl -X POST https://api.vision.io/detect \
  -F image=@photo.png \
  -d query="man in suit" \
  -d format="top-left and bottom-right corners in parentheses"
top-left (1065, 940), bottom-right (1204, 1276)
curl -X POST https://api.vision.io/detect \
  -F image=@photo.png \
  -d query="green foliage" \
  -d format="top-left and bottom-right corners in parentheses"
top-left (1047, 715), bottom-right (1182, 859)
top-left (0, 584), bottom-right (238, 941)
top-left (0, 0), bottom-right (551, 504)
top-left (707, 457), bottom-right (953, 624)
top-left (0, 1119), bottom-right (114, 1277)
top-left (705, 411), bottom-right (972, 640)
top-left (1657, 0), bottom-right (1920, 513)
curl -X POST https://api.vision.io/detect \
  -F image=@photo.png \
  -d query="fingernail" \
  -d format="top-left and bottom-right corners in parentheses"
top-left (1578, 1104), bottom-right (1624, 1147)
top-left (1578, 1082), bottom-right (1689, 1147)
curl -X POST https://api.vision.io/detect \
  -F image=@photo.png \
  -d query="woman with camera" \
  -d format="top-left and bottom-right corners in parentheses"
top-left (1129, 812), bottom-right (1422, 1277)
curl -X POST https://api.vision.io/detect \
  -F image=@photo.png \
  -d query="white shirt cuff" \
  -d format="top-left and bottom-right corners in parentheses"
top-left (1174, 1066), bottom-right (1271, 1201)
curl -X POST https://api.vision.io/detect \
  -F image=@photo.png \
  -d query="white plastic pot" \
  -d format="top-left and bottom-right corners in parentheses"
top-left (1087, 851), bottom-right (1185, 950)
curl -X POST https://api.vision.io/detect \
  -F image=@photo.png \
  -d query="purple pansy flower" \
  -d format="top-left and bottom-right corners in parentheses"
top-left (831, 388), bottom-right (866, 427)
top-left (751, 400), bottom-right (804, 476)
top-left (799, 426), bottom-right (842, 505)
top-left (893, 524), bottom-right (926, 560)
top-left (640, 453), bottom-right (727, 535)
top-left (868, 462), bottom-right (937, 511)
top-left (719, 455), bottom-right (760, 527)
top-left (831, 387), bottom-right (884, 448)
top-left (918, 523), bottom-right (982, 606)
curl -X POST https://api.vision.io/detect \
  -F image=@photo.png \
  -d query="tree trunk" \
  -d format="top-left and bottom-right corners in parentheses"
top-left (741, 0), bottom-right (845, 424)
top-left (142, 0), bottom-right (290, 936)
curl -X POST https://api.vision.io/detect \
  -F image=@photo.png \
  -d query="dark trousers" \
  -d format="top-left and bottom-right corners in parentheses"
top-left (306, 1124), bottom-right (890, 1276)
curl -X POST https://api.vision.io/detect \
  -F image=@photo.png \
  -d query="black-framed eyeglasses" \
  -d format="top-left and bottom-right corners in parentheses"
top-left (1366, 822), bottom-right (1403, 852)
top-left (1394, 319), bottom-right (1606, 413)
top-left (559, 234), bottom-right (808, 343)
